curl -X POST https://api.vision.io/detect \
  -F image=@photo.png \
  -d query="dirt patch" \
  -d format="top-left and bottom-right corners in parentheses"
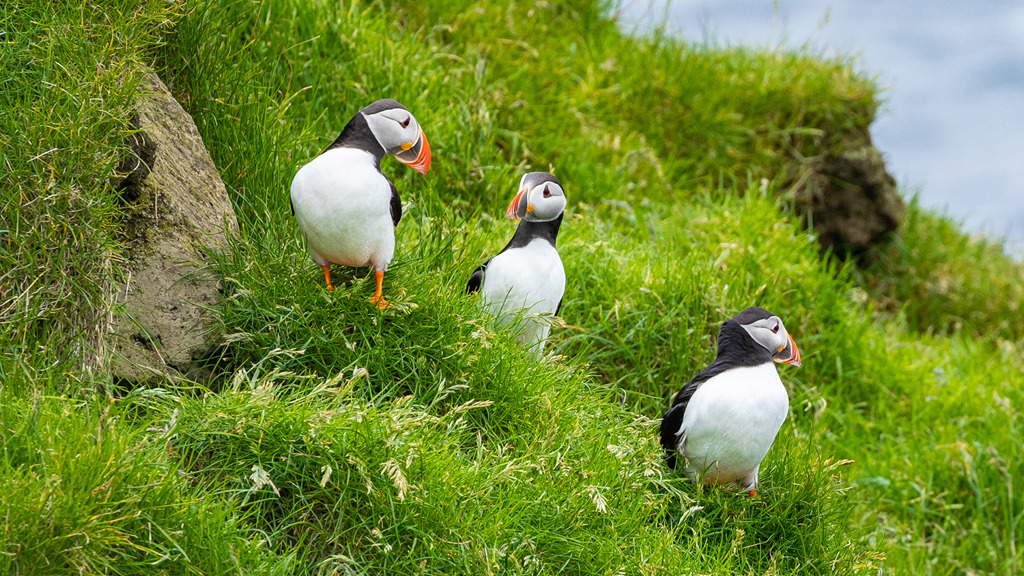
top-left (793, 131), bottom-right (904, 258)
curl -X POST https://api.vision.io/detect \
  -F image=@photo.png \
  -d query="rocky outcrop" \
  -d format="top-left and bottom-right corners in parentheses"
top-left (105, 72), bottom-right (237, 385)
top-left (793, 132), bottom-right (904, 258)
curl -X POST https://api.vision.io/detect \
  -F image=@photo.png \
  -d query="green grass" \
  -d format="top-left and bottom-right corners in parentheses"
top-left (2, 0), bottom-right (1023, 574)
top-left (859, 195), bottom-right (1024, 340)
top-left (0, 1), bottom-right (176, 390)
top-left (0, 391), bottom-right (289, 574)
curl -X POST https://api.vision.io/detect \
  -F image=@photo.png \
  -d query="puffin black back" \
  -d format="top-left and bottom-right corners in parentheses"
top-left (502, 213), bottom-right (563, 252)
top-left (323, 111), bottom-right (384, 160)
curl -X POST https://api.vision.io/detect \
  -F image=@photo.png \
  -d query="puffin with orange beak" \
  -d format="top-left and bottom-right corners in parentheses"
top-left (660, 307), bottom-right (802, 496)
top-left (290, 99), bottom-right (430, 307)
top-left (467, 172), bottom-right (567, 359)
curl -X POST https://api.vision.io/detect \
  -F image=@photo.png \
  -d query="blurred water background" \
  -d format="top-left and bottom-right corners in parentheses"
top-left (618, 0), bottom-right (1024, 256)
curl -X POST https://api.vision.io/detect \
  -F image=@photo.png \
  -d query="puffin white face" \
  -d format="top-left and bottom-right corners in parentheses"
top-left (505, 172), bottom-right (567, 222)
top-left (363, 106), bottom-right (431, 174)
top-left (740, 315), bottom-right (802, 367)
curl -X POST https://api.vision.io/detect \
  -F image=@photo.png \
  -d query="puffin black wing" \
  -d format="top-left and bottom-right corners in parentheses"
top-left (555, 297), bottom-right (563, 317)
top-left (660, 379), bottom-right (700, 469)
top-left (466, 261), bottom-right (488, 294)
top-left (389, 180), bottom-right (402, 227)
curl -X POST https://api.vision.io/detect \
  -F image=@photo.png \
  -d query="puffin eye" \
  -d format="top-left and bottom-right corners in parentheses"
top-left (543, 185), bottom-right (551, 198)
top-left (400, 117), bottom-right (411, 128)
top-left (772, 324), bottom-right (780, 334)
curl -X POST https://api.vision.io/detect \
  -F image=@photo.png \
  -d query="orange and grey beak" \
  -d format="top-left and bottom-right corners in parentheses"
top-left (505, 188), bottom-right (530, 220)
top-left (395, 128), bottom-right (431, 175)
top-left (773, 333), bottom-right (802, 367)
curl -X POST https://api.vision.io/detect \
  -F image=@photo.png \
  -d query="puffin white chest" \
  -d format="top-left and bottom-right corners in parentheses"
top-left (678, 363), bottom-right (789, 484)
top-left (290, 148), bottom-right (395, 270)
top-left (481, 238), bottom-right (565, 357)
top-left (481, 238), bottom-right (564, 316)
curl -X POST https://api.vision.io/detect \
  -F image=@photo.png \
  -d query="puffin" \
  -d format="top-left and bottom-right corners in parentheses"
top-left (467, 172), bottom-right (567, 359)
top-left (660, 306), bottom-right (802, 496)
top-left (290, 98), bottom-right (431, 308)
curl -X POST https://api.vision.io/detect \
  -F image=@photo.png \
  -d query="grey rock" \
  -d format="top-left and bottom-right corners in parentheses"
top-left (106, 72), bottom-right (237, 385)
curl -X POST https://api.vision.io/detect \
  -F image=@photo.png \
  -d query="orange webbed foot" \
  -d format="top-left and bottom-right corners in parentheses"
top-left (322, 264), bottom-right (335, 291)
top-left (370, 269), bottom-right (390, 309)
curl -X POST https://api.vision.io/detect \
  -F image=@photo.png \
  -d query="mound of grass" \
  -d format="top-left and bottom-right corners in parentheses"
top-left (156, 336), bottom-right (865, 573)
top-left (860, 197), bottom-right (1024, 340)
top-left (3, 0), bottom-right (1023, 574)
top-left (0, 391), bottom-right (290, 574)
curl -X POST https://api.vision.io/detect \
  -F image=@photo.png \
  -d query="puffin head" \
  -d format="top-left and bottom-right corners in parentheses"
top-left (505, 172), bottom-right (567, 222)
top-left (728, 306), bottom-right (802, 367)
top-left (361, 99), bottom-right (431, 174)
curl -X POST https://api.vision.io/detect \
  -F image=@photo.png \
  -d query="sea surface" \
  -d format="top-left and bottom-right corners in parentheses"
top-left (618, 0), bottom-right (1024, 255)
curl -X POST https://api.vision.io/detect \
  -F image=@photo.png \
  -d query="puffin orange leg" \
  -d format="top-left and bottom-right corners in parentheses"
top-left (748, 489), bottom-right (758, 498)
top-left (369, 270), bottom-right (391, 309)
top-left (322, 264), bottom-right (334, 291)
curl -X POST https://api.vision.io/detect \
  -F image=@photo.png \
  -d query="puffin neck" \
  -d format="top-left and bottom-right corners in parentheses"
top-left (323, 113), bottom-right (386, 165)
top-left (506, 213), bottom-right (563, 250)
top-left (713, 321), bottom-right (774, 368)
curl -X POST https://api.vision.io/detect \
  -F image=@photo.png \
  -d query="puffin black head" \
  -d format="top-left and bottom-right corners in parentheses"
top-left (719, 306), bottom-right (802, 367)
top-left (335, 99), bottom-right (431, 174)
top-left (505, 172), bottom-right (567, 222)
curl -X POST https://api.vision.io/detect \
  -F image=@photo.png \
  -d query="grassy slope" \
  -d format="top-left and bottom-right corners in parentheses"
top-left (2, 0), bottom-right (1022, 574)
top-left (1, 3), bottom-right (281, 573)
top-left (0, 1), bottom-right (161, 387)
